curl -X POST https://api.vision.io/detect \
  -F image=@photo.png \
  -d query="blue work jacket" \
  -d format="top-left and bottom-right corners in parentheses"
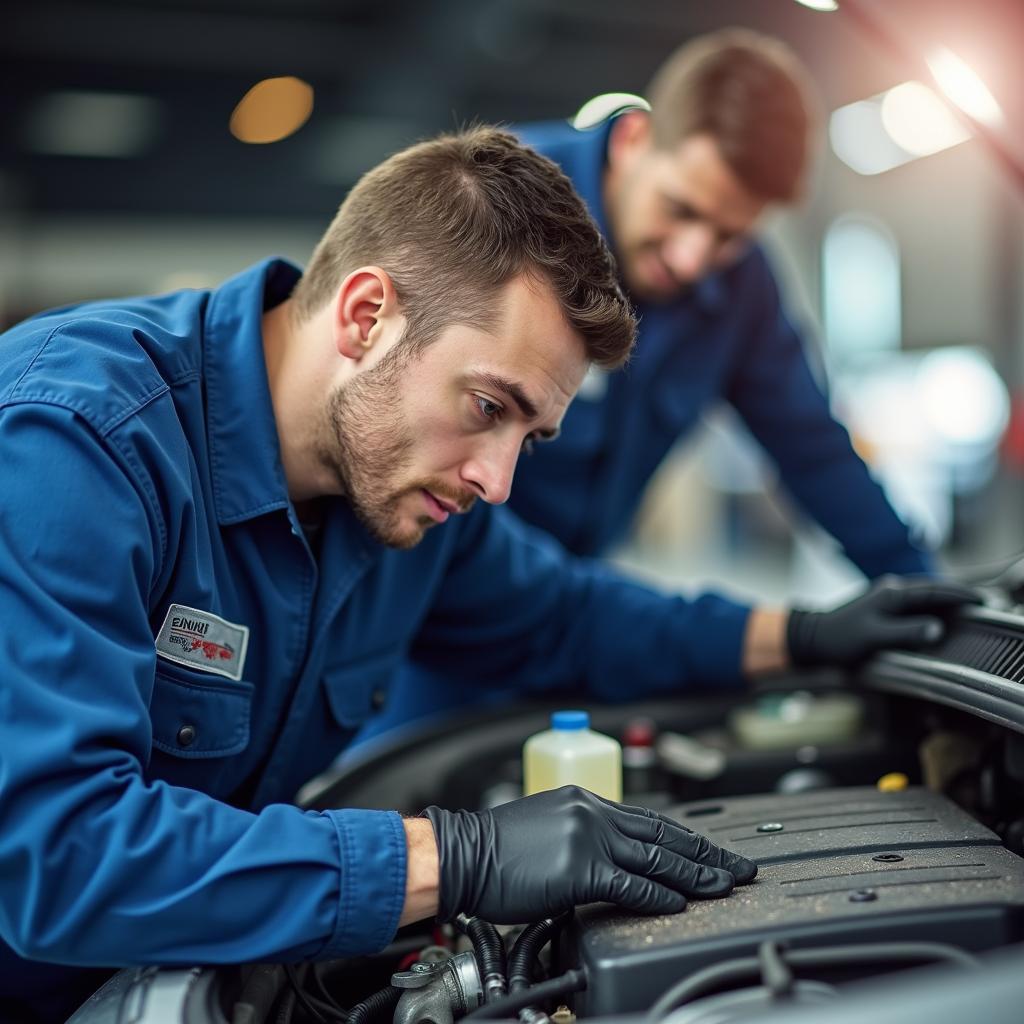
top-left (351, 119), bottom-right (931, 750)
top-left (0, 259), bottom-right (748, 1010)
top-left (509, 119), bottom-right (931, 575)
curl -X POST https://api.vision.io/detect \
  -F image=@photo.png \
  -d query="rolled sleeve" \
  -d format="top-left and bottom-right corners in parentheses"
top-left (673, 594), bottom-right (751, 688)
top-left (323, 808), bottom-right (407, 958)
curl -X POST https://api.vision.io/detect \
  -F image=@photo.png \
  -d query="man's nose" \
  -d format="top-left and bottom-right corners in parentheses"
top-left (461, 439), bottom-right (519, 505)
top-left (663, 223), bottom-right (716, 283)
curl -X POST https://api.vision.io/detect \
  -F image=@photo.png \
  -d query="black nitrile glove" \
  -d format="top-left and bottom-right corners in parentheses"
top-left (787, 575), bottom-right (982, 669)
top-left (421, 785), bottom-right (757, 924)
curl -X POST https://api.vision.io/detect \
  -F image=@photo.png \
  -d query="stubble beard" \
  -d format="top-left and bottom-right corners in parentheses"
top-left (320, 346), bottom-right (429, 550)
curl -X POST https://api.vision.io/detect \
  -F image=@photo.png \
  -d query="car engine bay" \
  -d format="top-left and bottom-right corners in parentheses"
top-left (68, 602), bottom-right (1024, 1024)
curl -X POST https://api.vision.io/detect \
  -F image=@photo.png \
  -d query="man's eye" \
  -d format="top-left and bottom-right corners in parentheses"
top-left (667, 200), bottom-right (697, 221)
top-left (475, 396), bottom-right (502, 420)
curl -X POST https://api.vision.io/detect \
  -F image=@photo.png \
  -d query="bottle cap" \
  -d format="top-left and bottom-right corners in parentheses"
top-left (622, 717), bottom-right (656, 747)
top-left (551, 710), bottom-right (589, 731)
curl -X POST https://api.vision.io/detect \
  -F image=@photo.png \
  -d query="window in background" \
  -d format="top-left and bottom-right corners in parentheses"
top-left (822, 214), bottom-right (901, 365)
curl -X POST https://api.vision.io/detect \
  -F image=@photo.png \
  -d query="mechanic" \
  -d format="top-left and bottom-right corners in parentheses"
top-left (0, 126), bottom-right (974, 1023)
top-left (513, 27), bottom-right (931, 571)
top-left (357, 27), bottom-right (939, 743)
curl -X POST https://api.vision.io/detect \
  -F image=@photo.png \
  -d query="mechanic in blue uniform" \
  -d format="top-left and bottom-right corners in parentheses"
top-left (0, 127), bottom-right (971, 1023)
top-left (357, 29), bottom-right (935, 743)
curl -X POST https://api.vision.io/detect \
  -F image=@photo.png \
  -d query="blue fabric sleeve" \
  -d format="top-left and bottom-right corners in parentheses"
top-left (726, 252), bottom-right (933, 579)
top-left (0, 402), bottom-right (405, 966)
top-left (413, 505), bottom-right (751, 699)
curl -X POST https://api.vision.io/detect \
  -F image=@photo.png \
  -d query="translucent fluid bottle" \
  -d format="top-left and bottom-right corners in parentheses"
top-left (523, 710), bottom-right (622, 801)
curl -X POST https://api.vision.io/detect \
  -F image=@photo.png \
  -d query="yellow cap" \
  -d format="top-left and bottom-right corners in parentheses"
top-left (877, 772), bottom-right (909, 792)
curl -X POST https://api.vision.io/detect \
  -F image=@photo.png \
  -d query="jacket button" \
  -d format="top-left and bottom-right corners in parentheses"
top-left (371, 687), bottom-right (387, 711)
top-left (177, 724), bottom-right (197, 747)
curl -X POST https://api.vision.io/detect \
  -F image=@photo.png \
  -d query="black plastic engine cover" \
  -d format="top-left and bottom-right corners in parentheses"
top-left (566, 787), bottom-right (1024, 1015)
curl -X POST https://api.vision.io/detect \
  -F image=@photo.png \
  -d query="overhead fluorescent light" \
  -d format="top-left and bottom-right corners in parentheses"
top-left (926, 48), bottom-right (1003, 127)
top-left (829, 94), bottom-right (911, 175)
top-left (880, 81), bottom-right (970, 157)
top-left (830, 80), bottom-right (970, 175)
top-left (25, 91), bottom-right (160, 158)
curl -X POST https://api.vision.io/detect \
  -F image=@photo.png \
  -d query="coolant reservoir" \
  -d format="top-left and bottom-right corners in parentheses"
top-left (523, 710), bottom-right (622, 801)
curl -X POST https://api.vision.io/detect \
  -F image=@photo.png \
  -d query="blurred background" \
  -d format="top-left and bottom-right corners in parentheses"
top-left (3, 0), bottom-right (1023, 608)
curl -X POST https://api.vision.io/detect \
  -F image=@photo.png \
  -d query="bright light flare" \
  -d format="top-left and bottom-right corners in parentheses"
top-left (831, 79), bottom-right (974, 175)
top-left (926, 49), bottom-right (1002, 126)
top-left (830, 95), bottom-right (910, 175)
top-left (880, 81), bottom-right (970, 157)
top-left (918, 348), bottom-right (1009, 446)
top-left (793, 0), bottom-right (839, 11)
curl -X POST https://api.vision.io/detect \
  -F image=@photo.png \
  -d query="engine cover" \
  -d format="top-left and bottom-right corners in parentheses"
top-left (566, 787), bottom-right (1024, 1015)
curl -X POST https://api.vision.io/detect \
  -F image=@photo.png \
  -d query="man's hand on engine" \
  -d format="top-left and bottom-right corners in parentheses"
top-left (787, 575), bottom-right (982, 669)
top-left (420, 785), bottom-right (757, 924)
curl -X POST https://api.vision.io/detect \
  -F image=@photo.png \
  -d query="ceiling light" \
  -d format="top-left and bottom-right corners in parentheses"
top-left (25, 91), bottom-right (160, 158)
top-left (831, 80), bottom-right (974, 175)
top-left (880, 81), bottom-right (970, 157)
top-left (829, 95), bottom-right (912, 175)
top-left (926, 48), bottom-right (1003, 127)
top-left (230, 77), bottom-right (314, 145)
top-left (793, 0), bottom-right (839, 11)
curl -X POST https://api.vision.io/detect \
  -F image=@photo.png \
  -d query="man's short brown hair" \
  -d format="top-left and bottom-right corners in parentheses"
top-left (292, 126), bottom-right (635, 369)
top-left (646, 28), bottom-right (816, 203)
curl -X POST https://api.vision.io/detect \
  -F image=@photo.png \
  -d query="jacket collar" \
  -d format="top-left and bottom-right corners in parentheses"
top-left (202, 258), bottom-right (299, 525)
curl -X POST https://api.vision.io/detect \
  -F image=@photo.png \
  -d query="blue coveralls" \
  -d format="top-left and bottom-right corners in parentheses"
top-left (354, 118), bottom-right (931, 744)
top-left (507, 119), bottom-right (931, 570)
top-left (0, 260), bottom-right (748, 1017)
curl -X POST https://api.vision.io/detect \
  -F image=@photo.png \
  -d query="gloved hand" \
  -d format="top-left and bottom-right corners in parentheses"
top-left (420, 785), bottom-right (757, 924)
top-left (787, 575), bottom-right (982, 669)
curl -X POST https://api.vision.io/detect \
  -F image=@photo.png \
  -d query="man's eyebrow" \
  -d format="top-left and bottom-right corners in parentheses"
top-left (473, 372), bottom-right (539, 420)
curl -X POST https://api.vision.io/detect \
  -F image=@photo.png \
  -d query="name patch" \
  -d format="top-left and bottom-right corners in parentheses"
top-left (156, 603), bottom-right (250, 681)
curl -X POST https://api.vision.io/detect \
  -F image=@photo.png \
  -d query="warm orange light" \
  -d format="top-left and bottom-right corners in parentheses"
top-left (229, 76), bottom-right (314, 144)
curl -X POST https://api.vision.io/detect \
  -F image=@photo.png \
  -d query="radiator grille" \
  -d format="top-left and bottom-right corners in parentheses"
top-left (921, 622), bottom-right (1024, 682)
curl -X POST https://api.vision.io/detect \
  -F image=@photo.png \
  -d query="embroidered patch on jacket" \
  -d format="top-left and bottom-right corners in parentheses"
top-left (156, 604), bottom-right (250, 681)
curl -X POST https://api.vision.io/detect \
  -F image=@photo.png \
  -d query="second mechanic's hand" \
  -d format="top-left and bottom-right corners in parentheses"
top-left (421, 786), bottom-right (757, 924)
top-left (787, 575), bottom-right (982, 669)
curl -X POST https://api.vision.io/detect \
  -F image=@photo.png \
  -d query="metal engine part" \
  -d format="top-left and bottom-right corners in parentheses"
top-left (565, 786), bottom-right (1024, 1016)
top-left (392, 950), bottom-right (483, 1024)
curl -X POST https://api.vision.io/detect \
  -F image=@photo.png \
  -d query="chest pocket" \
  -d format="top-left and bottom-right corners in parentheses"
top-left (150, 662), bottom-right (254, 759)
top-left (322, 648), bottom-right (403, 729)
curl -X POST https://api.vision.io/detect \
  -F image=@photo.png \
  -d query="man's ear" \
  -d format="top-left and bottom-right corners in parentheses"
top-left (332, 266), bottom-right (399, 361)
top-left (607, 110), bottom-right (652, 172)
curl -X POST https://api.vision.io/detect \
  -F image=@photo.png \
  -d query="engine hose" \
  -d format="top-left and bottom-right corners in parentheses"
top-left (456, 914), bottom-right (508, 1003)
top-left (273, 987), bottom-right (297, 1024)
top-left (348, 984), bottom-right (403, 1024)
top-left (507, 918), bottom-right (562, 994)
top-left (461, 970), bottom-right (587, 1022)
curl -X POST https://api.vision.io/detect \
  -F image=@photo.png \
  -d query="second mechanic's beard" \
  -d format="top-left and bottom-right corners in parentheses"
top-left (630, 240), bottom-right (693, 302)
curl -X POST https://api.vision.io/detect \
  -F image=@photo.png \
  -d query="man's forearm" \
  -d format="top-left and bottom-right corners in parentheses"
top-left (742, 607), bottom-right (790, 676)
top-left (399, 816), bottom-right (440, 926)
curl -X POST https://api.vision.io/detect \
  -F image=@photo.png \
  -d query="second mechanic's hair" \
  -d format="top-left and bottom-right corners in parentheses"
top-left (646, 28), bottom-right (816, 202)
top-left (291, 126), bottom-right (635, 368)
